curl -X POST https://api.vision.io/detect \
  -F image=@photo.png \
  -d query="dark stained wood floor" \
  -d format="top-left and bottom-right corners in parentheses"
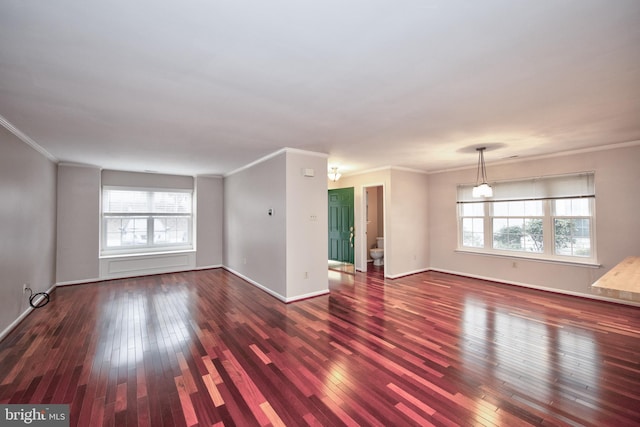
top-left (1, 267), bottom-right (639, 426)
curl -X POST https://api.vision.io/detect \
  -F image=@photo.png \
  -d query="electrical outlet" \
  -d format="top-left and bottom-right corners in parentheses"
top-left (23, 283), bottom-right (28, 293)
top-left (512, 261), bottom-right (517, 268)
top-left (304, 272), bottom-right (309, 279)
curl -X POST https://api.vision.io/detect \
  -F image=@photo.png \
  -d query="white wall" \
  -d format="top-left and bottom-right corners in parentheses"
top-left (285, 150), bottom-right (329, 300)
top-left (388, 168), bottom-right (430, 278)
top-left (196, 176), bottom-right (224, 268)
top-left (428, 143), bottom-right (640, 300)
top-left (56, 164), bottom-right (100, 283)
top-left (224, 149), bottom-right (329, 301)
top-left (224, 151), bottom-right (288, 298)
top-left (0, 127), bottom-right (57, 336)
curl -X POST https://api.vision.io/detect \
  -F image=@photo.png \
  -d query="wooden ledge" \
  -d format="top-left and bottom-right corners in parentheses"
top-left (592, 256), bottom-right (640, 302)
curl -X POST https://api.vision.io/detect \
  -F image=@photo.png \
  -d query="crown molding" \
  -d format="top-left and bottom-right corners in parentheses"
top-left (338, 164), bottom-right (429, 179)
top-left (58, 161), bottom-right (101, 169)
top-left (343, 165), bottom-right (392, 177)
top-left (283, 147), bottom-right (329, 158)
top-left (195, 174), bottom-right (224, 179)
top-left (224, 147), bottom-right (328, 178)
top-left (389, 165), bottom-right (429, 174)
top-left (0, 114), bottom-right (57, 162)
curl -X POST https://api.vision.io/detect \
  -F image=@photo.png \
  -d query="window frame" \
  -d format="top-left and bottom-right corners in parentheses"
top-left (456, 173), bottom-right (597, 265)
top-left (551, 198), bottom-right (595, 258)
top-left (101, 186), bottom-right (194, 256)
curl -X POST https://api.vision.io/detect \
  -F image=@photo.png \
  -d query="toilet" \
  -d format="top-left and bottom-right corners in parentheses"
top-left (370, 237), bottom-right (384, 266)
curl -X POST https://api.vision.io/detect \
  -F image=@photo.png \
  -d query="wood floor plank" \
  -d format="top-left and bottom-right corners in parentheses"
top-left (1, 267), bottom-right (639, 426)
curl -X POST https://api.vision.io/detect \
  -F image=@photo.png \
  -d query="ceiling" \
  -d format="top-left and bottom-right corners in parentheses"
top-left (1, 0), bottom-right (639, 177)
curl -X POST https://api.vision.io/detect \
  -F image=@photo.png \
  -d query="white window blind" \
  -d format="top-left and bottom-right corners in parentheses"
top-left (457, 172), bottom-right (595, 203)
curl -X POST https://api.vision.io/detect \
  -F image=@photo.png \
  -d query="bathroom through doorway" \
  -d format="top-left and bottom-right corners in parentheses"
top-left (363, 184), bottom-right (385, 273)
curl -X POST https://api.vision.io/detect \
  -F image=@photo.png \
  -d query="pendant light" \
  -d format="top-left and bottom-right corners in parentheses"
top-left (328, 167), bottom-right (342, 182)
top-left (472, 147), bottom-right (493, 198)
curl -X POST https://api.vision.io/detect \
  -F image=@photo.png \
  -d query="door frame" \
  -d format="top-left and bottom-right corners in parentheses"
top-left (328, 187), bottom-right (355, 265)
top-left (361, 183), bottom-right (386, 273)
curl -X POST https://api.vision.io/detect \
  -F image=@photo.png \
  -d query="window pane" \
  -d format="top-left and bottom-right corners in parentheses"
top-left (493, 200), bottom-right (542, 217)
top-left (492, 217), bottom-right (543, 253)
top-left (154, 217), bottom-right (190, 244)
top-left (509, 202), bottom-right (525, 216)
top-left (524, 218), bottom-right (544, 252)
top-left (105, 218), bottom-right (125, 247)
top-left (462, 218), bottom-right (484, 248)
top-left (128, 218), bottom-right (148, 245)
top-left (103, 190), bottom-right (149, 213)
top-left (524, 201), bottom-right (543, 216)
top-left (553, 198), bottom-right (591, 216)
top-left (492, 202), bottom-right (510, 216)
top-left (571, 198), bottom-right (590, 216)
top-left (555, 218), bottom-right (591, 257)
top-left (152, 192), bottom-right (192, 214)
top-left (106, 217), bottom-right (149, 247)
top-left (554, 199), bottom-right (571, 216)
top-left (461, 202), bottom-right (484, 217)
top-left (493, 218), bottom-right (524, 250)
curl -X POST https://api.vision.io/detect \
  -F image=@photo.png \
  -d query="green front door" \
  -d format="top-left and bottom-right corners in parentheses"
top-left (328, 187), bottom-right (355, 264)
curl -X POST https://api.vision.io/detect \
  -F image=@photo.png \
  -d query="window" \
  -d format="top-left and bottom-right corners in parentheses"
top-left (553, 198), bottom-right (592, 257)
top-left (492, 200), bottom-right (543, 253)
top-left (102, 188), bottom-right (193, 253)
top-left (460, 202), bottom-right (484, 248)
top-left (457, 172), bottom-right (596, 263)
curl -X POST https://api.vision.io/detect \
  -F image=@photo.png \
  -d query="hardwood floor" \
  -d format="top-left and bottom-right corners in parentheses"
top-left (1, 267), bottom-right (639, 426)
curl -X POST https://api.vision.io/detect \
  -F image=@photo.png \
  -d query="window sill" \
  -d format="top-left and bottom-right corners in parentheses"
top-left (100, 248), bottom-right (195, 259)
top-left (455, 248), bottom-right (601, 268)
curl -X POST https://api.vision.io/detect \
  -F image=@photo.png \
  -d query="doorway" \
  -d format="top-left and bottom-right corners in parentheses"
top-left (328, 187), bottom-right (355, 274)
top-left (363, 185), bottom-right (384, 273)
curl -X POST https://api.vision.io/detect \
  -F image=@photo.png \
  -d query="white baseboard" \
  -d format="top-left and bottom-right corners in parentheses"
top-left (222, 266), bottom-right (287, 302)
top-left (0, 283), bottom-right (56, 342)
top-left (1, 306), bottom-right (35, 342)
top-left (56, 277), bottom-right (101, 287)
top-left (429, 267), bottom-right (640, 307)
top-left (386, 267), bottom-right (431, 279)
top-left (221, 266), bottom-right (329, 303)
top-left (285, 289), bottom-right (330, 303)
top-left (193, 264), bottom-right (223, 271)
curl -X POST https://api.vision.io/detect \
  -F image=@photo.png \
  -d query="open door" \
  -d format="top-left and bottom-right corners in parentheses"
top-left (328, 187), bottom-right (355, 265)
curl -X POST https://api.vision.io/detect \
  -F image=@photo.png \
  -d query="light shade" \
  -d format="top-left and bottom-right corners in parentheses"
top-left (472, 182), bottom-right (493, 198)
top-left (328, 167), bottom-right (341, 182)
top-left (473, 147), bottom-right (493, 198)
